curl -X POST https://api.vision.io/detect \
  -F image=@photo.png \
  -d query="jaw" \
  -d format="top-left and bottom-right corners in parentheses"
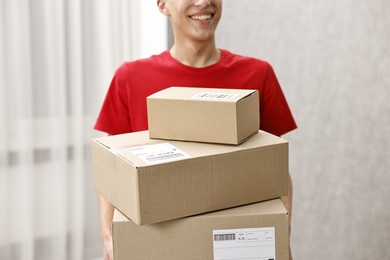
top-left (186, 10), bottom-right (220, 37)
top-left (169, 3), bottom-right (221, 44)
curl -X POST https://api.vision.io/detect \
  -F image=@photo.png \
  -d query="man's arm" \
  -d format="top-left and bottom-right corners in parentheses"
top-left (98, 194), bottom-right (115, 260)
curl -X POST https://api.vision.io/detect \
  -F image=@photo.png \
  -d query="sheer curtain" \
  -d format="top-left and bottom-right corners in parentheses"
top-left (0, 1), bottom-right (167, 259)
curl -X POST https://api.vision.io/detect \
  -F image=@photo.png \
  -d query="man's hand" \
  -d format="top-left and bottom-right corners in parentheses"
top-left (98, 194), bottom-right (115, 260)
top-left (102, 235), bottom-right (114, 260)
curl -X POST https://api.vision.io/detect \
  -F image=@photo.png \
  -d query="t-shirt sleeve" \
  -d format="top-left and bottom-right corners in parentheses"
top-left (94, 64), bottom-right (132, 135)
top-left (260, 63), bottom-right (297, 136)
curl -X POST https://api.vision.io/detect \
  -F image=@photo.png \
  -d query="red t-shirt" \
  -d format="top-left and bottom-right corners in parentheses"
top-left (94, 49), bottom-right (297, 136)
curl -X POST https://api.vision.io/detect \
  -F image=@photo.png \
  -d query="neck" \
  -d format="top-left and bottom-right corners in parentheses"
top-left (170, 39), bottom-right (221, 68)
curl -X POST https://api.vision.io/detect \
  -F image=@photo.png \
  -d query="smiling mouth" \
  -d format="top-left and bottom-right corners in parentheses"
top-left (189, 12), bottom-right (215, 21)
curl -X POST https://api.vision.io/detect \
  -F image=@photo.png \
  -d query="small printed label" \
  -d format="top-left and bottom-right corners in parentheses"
top-left (213, 227), bottom-right (276, 260)
top-left (193, 92), bottom-right (238, 100)
top-left (128, 143), bottom-right (191, 165)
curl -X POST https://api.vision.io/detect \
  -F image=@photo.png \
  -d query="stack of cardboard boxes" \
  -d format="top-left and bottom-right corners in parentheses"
top-left (92, 87), bottom-right (290, 260)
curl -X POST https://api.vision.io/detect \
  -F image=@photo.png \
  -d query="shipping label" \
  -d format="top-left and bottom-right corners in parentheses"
top-left (213, 227), bottom-right (276, 260)
top-left (128, 143), bottom-right (191, 165)
top-left (192, 92), bottom-right (238, 100)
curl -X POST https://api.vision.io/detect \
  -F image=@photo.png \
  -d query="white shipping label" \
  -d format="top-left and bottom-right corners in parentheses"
top-left (193, 92), bottom-right (238, 100)
top-left (213, 227), bottom-right (276, 260)
top-left (128, 143), bottom-right (191, 165)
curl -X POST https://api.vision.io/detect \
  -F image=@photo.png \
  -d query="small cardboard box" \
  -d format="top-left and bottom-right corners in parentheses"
top-left (92, 130), bottom-right (288, 225)
top-left (113, 199), bottom-right (289, 260)
top-left (147, 87), bottom-right (259, 145)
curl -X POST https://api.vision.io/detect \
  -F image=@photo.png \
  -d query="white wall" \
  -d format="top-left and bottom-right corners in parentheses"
top-left (217, 1), bottom-right (390, 259)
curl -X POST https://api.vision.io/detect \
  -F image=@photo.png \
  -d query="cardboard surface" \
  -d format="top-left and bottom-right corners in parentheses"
top-left (92, 130), bottom-right (288, 225)
top-left (147, 87), bottom-right (259, 145)
top-left (113, 199), bottom-right (289, 260)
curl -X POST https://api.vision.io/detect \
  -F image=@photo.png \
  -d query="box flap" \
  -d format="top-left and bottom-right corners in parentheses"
top-left (148, 86), bottom-right (257, 103)
top-left (92, 130), bottom-right (287, 168)
top-left (113, 199), bottom-right (287, 223)
top-left (204, 199), bottom-right (288, 218)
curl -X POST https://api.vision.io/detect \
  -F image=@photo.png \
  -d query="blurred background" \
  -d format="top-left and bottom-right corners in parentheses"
top-left (1, 0), bottom-right (389, 259)
top-left (0, 1), bottom-right (167, 259)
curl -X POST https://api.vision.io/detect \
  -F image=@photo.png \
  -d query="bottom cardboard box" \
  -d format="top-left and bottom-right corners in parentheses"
top-left (113, 199), bottom-right (289, 260)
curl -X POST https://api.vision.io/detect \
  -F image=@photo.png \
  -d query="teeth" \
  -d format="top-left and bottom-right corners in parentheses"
top-left (191, 14), bottom-right (212, 21)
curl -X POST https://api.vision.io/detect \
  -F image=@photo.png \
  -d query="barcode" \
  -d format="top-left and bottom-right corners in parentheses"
top-left (145, 153), bottom-right (185, 162)
top-left (193, 92), bottom-right (238, 100)
top-left (214, 234), bottom-right (236, 241)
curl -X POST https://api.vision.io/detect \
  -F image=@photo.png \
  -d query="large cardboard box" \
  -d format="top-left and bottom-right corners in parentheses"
top-left (147, 87), bottom-right (259, 145)
top-left (113, 198), bottom-right (289, 260)
top-left (92, 130), bottom-right (288, 225)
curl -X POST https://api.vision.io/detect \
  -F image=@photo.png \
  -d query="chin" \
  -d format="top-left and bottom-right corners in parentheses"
top-left (191, 31), bottom-right (216, 42)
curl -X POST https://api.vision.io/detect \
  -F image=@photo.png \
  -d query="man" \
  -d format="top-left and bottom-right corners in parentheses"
top-left (95, 1), bottom-right (296, 259)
